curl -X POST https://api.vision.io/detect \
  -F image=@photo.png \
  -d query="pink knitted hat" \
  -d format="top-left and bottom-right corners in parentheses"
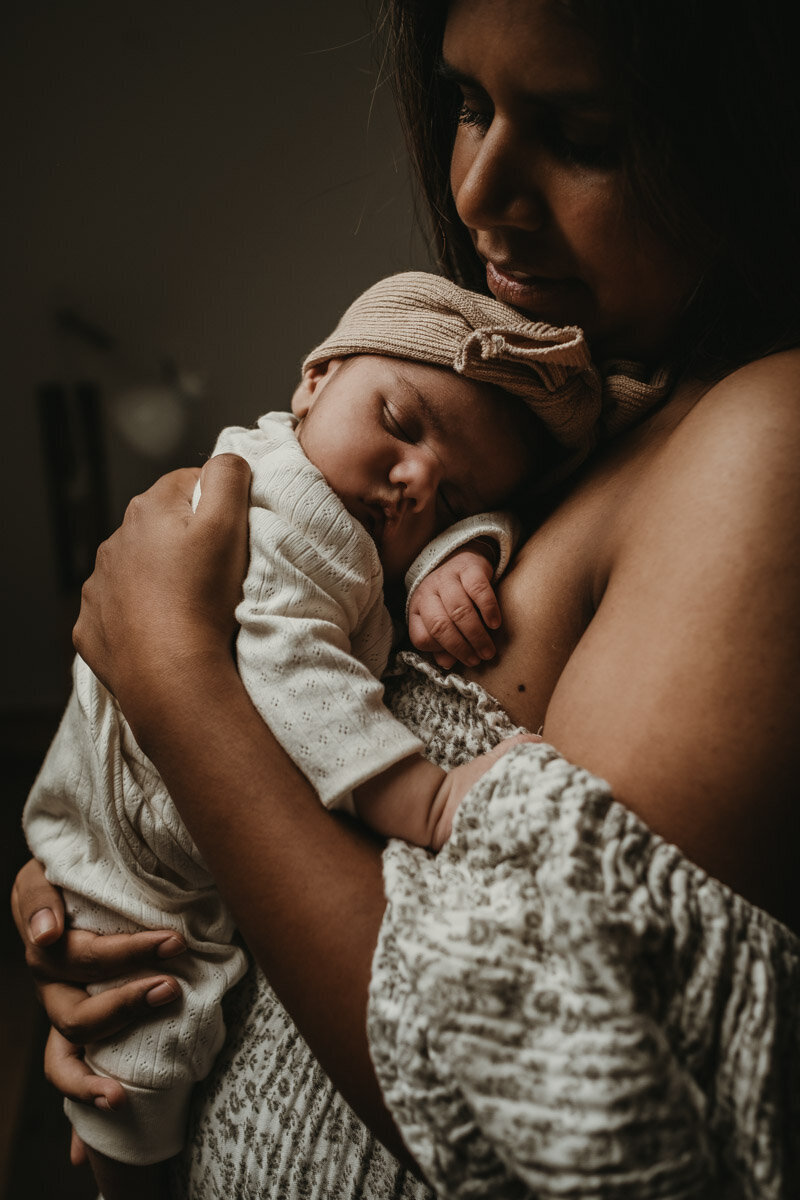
top-left (303, 272), bottom-right (602, 459)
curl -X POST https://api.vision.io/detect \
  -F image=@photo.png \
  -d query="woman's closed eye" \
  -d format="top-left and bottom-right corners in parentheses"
top-left (541, 115), bottom-right (620, 170)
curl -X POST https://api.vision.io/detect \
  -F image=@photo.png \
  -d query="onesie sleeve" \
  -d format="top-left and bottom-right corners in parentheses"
top-left (368, 742), bottom-right (800, 1199)
top-left (403, 511), bottom-right (521, 621)
top-left (210, 417), bottom-right (423, 810)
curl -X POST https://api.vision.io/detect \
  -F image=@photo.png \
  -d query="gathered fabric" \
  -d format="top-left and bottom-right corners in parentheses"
top-left (172, 651), bottom-right (799, 1199)
top-left (370, 653), bottom-right (800, 1200)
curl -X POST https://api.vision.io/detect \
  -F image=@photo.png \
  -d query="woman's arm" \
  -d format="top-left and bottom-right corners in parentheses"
top-left (72, 455), bottom-right (416, 1166)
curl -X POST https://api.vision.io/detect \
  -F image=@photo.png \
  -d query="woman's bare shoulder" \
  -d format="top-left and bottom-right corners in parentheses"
top-left (646, 348), bottom-right (800, 532)
top-left (543, 348), bottom-right (800, 928)
top-left (679, 346), bottom-right (800, 436)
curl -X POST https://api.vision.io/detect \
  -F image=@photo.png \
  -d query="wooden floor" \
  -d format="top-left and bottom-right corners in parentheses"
top-left (1, 716), bottom-right (96, 1200)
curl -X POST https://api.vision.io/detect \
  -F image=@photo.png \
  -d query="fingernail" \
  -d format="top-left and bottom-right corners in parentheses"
top-left (30, 908), bottom-right (57, 944)
top-left (146, 981), bottom-right (178, 1007)
top-left (94, 1096), bottom-right (112, 1111)
top-left (156, 936), bottom-right (186, 959)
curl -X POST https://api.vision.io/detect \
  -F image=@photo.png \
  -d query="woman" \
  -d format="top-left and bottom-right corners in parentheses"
top-left (14, 0), bottom-right (800, 1196)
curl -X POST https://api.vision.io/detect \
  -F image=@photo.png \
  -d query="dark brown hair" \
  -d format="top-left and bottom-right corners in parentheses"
top-left (381, 0), bottom-right (800, 376)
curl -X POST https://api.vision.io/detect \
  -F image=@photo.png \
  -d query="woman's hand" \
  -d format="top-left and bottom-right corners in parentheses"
top-left (12, 859), bottom-right (184, 1086)
top-left (73, 454), bottom-right (251, 739)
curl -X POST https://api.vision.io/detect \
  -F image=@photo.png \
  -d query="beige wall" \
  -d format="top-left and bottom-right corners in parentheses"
top-left (1, 1), bottom-right (430, 709)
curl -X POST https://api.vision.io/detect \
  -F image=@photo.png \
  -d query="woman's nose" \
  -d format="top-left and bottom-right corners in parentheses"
top-left (389, 450), bottom-right (440, 510)
top-left (451, 118), bottom-right (548, 233)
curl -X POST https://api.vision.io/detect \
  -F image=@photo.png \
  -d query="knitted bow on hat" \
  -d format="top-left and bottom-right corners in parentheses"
top-left (304, 272), bottom-right (676, 483)
top-left (303, 272), bottom-right (602, 464)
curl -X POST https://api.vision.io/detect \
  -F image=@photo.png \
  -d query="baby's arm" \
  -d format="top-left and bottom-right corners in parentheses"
top-left (407, 539), bottom-right (500, 669)
top-left (353, 736), bottom-right (538, 851)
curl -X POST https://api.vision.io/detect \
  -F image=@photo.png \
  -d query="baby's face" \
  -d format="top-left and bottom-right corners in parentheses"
top-left (293, 354), bottom-right (533, 584)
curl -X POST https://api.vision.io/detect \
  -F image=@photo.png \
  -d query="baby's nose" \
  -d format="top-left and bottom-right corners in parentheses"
top-left (391, 451), bottom-right (439, 509)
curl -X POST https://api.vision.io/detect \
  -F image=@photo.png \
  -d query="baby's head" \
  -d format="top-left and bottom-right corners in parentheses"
top-left (293, 353), bottom-right (537, 583)
top-left (292, 272), bottom-right (601, 583)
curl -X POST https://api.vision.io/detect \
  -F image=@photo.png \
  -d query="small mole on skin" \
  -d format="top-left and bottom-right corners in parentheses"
top-left (517, 683), bottom-right (526, 693)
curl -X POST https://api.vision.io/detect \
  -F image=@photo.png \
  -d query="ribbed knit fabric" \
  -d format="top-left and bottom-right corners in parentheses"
top-left (602, 357), bottom-right (674, 437)
top-left (304, 272), bottom-right (600, 456)
top-left (304, 273), bottom-right (675, 477)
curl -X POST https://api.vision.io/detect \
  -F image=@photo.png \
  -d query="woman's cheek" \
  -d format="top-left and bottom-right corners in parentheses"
top-left (449, 130), bottom-right (480, 224)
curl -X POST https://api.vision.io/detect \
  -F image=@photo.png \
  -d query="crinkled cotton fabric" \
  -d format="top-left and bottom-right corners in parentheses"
top-left (371, 655), bottom-right (800, 1200)
top-left (174, 652), bottom-right (800, 1199)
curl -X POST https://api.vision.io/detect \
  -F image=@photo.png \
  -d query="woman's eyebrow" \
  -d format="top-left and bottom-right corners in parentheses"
top-left (436, 57), bottom-right (485, 92)
top-left (436, 55), bottom-right (611, 115)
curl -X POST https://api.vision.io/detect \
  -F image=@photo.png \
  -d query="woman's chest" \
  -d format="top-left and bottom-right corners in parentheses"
top-left (462, 501), bottom-right (609, 731)
top-left (461, 424), bottom-right (662, 731)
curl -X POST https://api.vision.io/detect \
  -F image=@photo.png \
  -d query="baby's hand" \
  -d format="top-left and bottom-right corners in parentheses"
top-left (408, 541), bottom-right (502, 669)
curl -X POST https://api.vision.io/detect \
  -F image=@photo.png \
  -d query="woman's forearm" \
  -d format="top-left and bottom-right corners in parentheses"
top-left (128, 649), bottom-right (413, 1165)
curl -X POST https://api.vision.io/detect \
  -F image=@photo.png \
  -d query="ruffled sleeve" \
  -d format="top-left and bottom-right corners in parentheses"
top-left (368, 743), bottom-right (800, 1200)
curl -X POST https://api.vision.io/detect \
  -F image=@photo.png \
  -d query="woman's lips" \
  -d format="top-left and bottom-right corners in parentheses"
top-left (485, 260), bottom-right (580, 312)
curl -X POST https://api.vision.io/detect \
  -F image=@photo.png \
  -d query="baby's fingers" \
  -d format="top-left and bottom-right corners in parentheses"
top-left (44, 1027), bottom-right (127, 1111)
top-left (460, 567), bottom-right (501, 631)
top-left (435, 580), bottom-right (498, 662)
top-left (409, 599), bottom-right (486, 666)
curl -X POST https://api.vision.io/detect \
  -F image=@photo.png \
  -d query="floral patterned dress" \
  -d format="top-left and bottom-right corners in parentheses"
top-left (173, 653), bottom-right (800, 1199)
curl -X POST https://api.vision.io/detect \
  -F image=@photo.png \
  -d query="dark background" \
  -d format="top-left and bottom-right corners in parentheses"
top-left (0, 2), bottom-right (428, 1194)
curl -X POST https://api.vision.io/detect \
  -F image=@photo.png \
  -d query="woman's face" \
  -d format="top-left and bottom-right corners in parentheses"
top-left (443, 0), bottom-right (700, 362)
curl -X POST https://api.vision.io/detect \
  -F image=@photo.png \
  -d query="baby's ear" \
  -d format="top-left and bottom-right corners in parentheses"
top-left (290, 358), bottom-right (344, 417)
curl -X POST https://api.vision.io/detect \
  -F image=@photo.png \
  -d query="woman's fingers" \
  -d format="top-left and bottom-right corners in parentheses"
top-left (129, 465), bottom-right (202, 510)
top-left (44, 1027), bottom-right (127, 1111)
top-left (24, 926), bottom-right (185, 985)
top-left (74, 457), bottom-right (252, 701)
top-left (192, 455), bottom-right (253, 627)
top-left (12, 858), bottom-right (187, 984)
top-left (11, 858), bottom-right (65, 948)
top-left (41, 976), bottom-right (181, 1045)
top-left (195, 452), bottom-right (252, 529)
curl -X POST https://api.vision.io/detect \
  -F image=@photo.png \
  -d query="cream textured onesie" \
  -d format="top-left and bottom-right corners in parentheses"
top-left (23, 410), bottom-right (516, 1164)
